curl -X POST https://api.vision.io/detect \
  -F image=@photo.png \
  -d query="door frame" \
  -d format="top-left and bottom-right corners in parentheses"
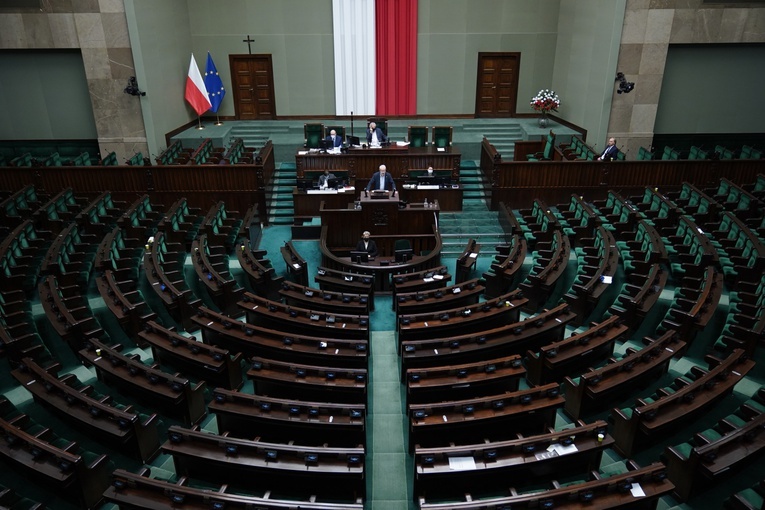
top-left (229, 54), bottom-right (277, 120)
top-left (474, 52), bottom-right (521, 118)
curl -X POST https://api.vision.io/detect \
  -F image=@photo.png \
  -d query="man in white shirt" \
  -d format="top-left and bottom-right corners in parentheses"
top-left (366, 122), bottom-right (388, 147)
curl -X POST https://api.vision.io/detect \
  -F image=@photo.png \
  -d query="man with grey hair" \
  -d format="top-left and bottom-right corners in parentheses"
top-left (355, 230), bottom-right (378, 258)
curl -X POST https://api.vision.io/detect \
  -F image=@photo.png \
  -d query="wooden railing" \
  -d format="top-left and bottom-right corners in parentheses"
top-left (480, 137), bottom-right (764, 210)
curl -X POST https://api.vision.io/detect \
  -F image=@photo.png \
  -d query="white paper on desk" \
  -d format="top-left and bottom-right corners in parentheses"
top-left (600, 275), bottom-right (613, 284)
top-left (437, 147), bottom-right (446, 152)
top-left (423, 277), bottom-right (434, 282)
top-left (397, 141), bottom-right (410, 146)
top-left (469, 253), bottom-right (478, 259)
top-left (535, 450), bottom-right (559, 461)
top-left (298, 151), bottom-right (309, 155)
top-left (448, 456), bottom-right (477, 470)
top-left (433, 274), bottom-right (444, 280)
top-left (293, 263), bottom-right (301, 269)
top-left (630, 483), bottom-right (646, 497)
top-left (551, 443), bottom-right (579, 456)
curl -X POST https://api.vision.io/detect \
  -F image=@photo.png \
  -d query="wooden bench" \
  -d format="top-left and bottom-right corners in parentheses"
top-left (417, 461), bottom-right (673, 510)
top-left (406, 354), bottom-right (525, 404)
top-left (105, 468), bottom-right (364, 509)
top-left (11, 357), bottom-right (160, 463)
top-left (191, 233), bottom-right (244, 315)
top-left (391, 265), bottom-right (452, 302)
top-left (315, 266), bottom-right (375, 308)
top-left (414, 420), bottom-right (612, 498)
top-left (563, 330), bottom-right (685, 419)
top-left (281, 240), bottom-right (309, 286)
top-left (239, 292), bottom-right (369, 340)
top-left (95, 269), bottom-right (157, 340)
top-left (401, 302), bottom-right (575, 373)
top-left (192, 305), bottom-right (368, 368)
top-left (664, 390), bottom-right (765, 501)
top-left (519, 229), bottom-right (571, 311)
top-left (396, 278), bottom-right (483, 315)
top-left (455, 238), bottom-right (481, 283)
top-left (139, 320), bottom-right (244, 390)
top-left (248, 356), bottom-right (367, 404)
top-left (38, 275), bottom-right (104, 350)
top-left (611, 349), bottom-right (755, 456)
top-left (237, 244), bottom-right (284, 300)
top-left (80, 337), bottom-right (207, 425)
top-left (0, 396), bottom-right (112, 509)
top-left (162, 425), bottom-right (365, 497)
top-left (526, 315), bottom-right (629, 385)
top-left (397, 290), bottom-right (525, 343)
top-left (279, 280), bottom-right (370, 315)
top-left (210, 388), bottom-right (366, 446)
top-left (143, 231), bottom-right (201, 331)
top-left (409, 383), bottom-right (564, 450)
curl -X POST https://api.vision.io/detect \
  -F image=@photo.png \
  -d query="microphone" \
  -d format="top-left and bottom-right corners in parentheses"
top-left (350, 110), bottom-right (354, 136)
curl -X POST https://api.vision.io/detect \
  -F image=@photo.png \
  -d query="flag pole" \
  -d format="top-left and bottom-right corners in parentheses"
top-left (196, 115), bottom-right (204, 130)
top-left (215, 114), bottom-right (223, 126)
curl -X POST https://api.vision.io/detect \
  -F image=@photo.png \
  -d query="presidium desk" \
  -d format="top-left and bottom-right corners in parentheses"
top-left (318, 192), bottom-right (444, 292)
top-left (294, 145), bottom-right (463, 218)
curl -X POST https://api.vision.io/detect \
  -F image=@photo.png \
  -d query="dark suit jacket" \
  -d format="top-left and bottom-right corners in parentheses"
top-left (356, 239), bottom-right (378, 258)
top-left (325, 134), bottom-right (343, 148)
top-left (366, 127), bottom-right (388, 144)
top-left (600, 145), bottom-right (619, 160)
top-left (365, 172), bottom-right (396, 192)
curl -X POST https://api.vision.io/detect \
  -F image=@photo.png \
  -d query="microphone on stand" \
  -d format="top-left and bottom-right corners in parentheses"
top-left (350, 110), bottom-right (354, 136)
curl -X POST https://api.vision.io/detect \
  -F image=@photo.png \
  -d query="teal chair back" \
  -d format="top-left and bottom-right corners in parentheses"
top-left (432, 126), bottom-right (452, 148)
top-left (408, 126), bottom-right (428, 147)
top-left (304, 123), bottom-right (324, 148)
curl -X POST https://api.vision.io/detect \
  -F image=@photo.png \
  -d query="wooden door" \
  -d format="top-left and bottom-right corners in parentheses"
top-left (475, 53), bottom-right (520, 117)
top-left (229, 55), bottom-right (276, 120)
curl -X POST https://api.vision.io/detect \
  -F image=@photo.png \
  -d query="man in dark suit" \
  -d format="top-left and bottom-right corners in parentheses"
top-left (355, 231), bottom-right (378, 258)
top-left (365, 164), bottom-right (396, 193)
top-left (325, 129), bottom-right (343, 148)
top-left (366, 122), bottom-right (388, 146)
top-left (597, 137), bottom-right (619, 161)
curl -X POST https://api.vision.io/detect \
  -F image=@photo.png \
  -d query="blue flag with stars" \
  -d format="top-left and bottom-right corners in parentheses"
top-left (204, 52), bottom-right (225, 113)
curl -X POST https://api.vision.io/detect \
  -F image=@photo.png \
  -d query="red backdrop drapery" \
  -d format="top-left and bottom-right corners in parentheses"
top-left (375, 0), bottom-right (418, 115)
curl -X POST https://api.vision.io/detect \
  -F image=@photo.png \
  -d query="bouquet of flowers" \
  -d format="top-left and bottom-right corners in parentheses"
top-left (530, 89), bottom-right (561, 113)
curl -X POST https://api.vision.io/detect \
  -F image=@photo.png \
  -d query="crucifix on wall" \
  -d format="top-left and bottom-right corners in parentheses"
top-left (243, 35), bottom-right (254, 54)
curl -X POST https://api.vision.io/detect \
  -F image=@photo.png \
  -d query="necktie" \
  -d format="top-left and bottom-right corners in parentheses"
top-left (379, 175), bottom-right (385, 190)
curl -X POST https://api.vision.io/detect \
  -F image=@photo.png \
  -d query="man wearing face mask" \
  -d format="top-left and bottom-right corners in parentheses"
top-left (355, 231), bottom-right (378, 258)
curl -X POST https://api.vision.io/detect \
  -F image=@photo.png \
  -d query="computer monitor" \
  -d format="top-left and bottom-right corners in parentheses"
top-left (417, 175), bottom-right (448, 186)
top-left (296, 178), bottom-right (315, 191)
top-left (394, 248), bottom-right (413, 262)
top-left (327, 177), bottom-right (341, 189)
top-left (346, 135), bottom-right (361, 146)
top-left (318, 138), bottom-right (331, 151)
top-left (350, 250), bottom-right (369, 263)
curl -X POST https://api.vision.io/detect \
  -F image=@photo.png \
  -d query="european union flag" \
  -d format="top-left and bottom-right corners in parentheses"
top-left (204, 52), bottom-right (226, 113)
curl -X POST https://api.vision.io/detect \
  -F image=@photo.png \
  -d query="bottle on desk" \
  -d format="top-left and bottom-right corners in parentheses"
top-left (424, 199), bottom-right (429, 208)
top-left (434, 199), bottom-right (439, 209)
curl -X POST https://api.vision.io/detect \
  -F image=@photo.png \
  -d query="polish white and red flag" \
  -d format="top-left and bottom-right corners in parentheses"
top-left (185, 54), bottom-right (211, 116)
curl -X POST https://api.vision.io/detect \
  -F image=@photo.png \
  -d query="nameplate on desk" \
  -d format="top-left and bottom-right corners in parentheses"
top-left (307, 189), bottom-right (338, 195)
top-left (417, 185), bottom-right (440, 190)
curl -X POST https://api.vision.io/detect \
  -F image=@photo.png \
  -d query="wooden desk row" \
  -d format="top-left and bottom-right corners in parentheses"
top-left (210, 388), bottom-right (366, 446)
top-left (191, 306), bottom-right (368, 369)
top-left (105, 468), bottom-right (364, 509)
top-left (401, 302), bottom-right (576, 372)
top-left (163, 425), bottom-right (365, 498)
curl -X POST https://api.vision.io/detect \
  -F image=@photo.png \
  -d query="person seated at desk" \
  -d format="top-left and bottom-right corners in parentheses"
top-left (426, 166), bottom-right (434, 176)
top-left (366, 122), bottom-right (387, 147)
top-left (318, 169), bottom-right (337, 189)
top-left (365, 164), bottom-right (396, 194)
top-left (325, 129), bottom-right (343, 149)
top-left (356, 231), bottom-right (378, 258)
